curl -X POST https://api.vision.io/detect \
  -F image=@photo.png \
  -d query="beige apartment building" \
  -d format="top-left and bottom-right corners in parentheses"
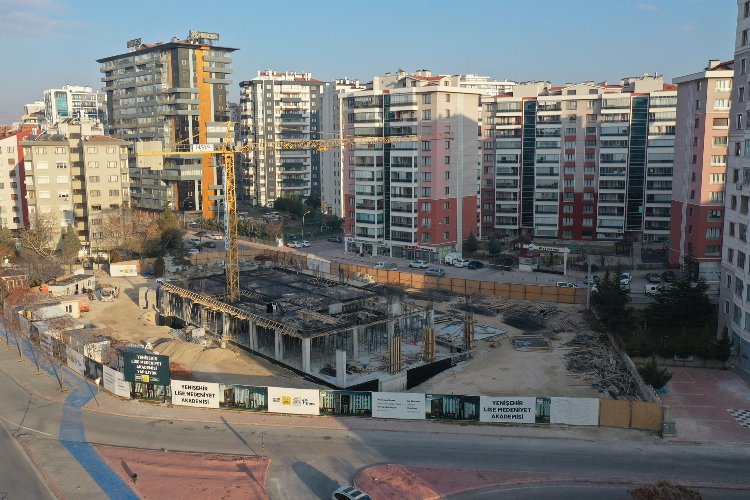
top-left (21, 120), bottom-right (129, 251)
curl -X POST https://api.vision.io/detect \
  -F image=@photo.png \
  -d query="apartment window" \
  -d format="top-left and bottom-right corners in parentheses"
top-left (737, 113), bottom-right (744, 130)
top-left (443, 232), bottom-right (450, 240)
top-left (714, 99), bottom-right (730, 110)
top-left (731, 222), bottom-right (736, 237)
top-left (706, 227), bottom-right (721, 239)
top-left (711, 155), bottom-right (727, 166)
top-left (562, 218), bottom-right (574, 226)
top-left (422, 94), bottom-right (432, 104)
top-left (714, 117), bottom-right (729, 128)
top-left (443, 216), bottom-right (449, 224)
top-left (88, 161), bottom-right (99, 169)
top-left (90, 190), bottom-right (101, 197)
top-left (421, 232), bottom-right (431, 242)
top-left (421, 217), bottom-right (431, 227)
top-left (734, 303), bottom-right (743, 325)
top-left (421, 202), bottom-right (431, 211)
top-left (740, 87), bottom-right (746, 103)
top-left (444, 202), bottom-right (450, 210)
top-left (739, 251), bottom-right (746, 270)
top-left (444, 109), bottom-right (450, 118)
top-left (421, 156), bottom-right (431, 166)
top-left (743, 58), bottom-right (748, 75)
top-left (562, 204), bottom-right (573, 214)
top-left (56, 175), bottom-right (69, 183)
top-left (728, 248), bottom-right (735, 263)
top-left (58, 190), bottom-right (69, 199)
top-left (422, 109), bottom-right (432, 120)
top-left (714, 136), bottom-right (728, 147)
top-left (107, 161), bottom-right (118, 168)
top-left (56, 161), bottom-right (67, 169)
top-left (688, 225), bottom-right (693, 235)
top-left (444, 171), bottom-right (450, 180)
top-left (35, 161), bottom-right (48, 170)
top-left (445, 140), bottom-right (450, 149)
top-left (86, 147), bottom-right (98, 154)
top-left (422, 172), bottom-right (432, 182)
top-left (566, 101), bottom-right (577, 110)
top-left (696, 99), bottom-right (701, 110)
top-left (106, 147), bottom-right (116, 154)
top-left (38, 191), bottom-right (50, 199)
top-left (421, 187), bottom-right (431, 197)
top-left (697, 81), bottom-right (702, 91)
top-left (444, 156), bottom-right (450, 165)
top-left (37, 176), bottom-right (49, 184)
top-left (565, 127), bottom-right (576, 135)
top-left (727, 274), bottom-right (733, 289)
top-left (743, 29), bottom-right (749, 46)
top-left (109, 189), bottom-right (119, 196)
top-left (89, 176), bottom-right (100, 182)
top-left (108, 175), bottom-right (118, 182)
top-left (710, 173), bottom-right (725, 184)
top-left (745, 1), bottom-right (750, 18)
top-left (741, 223), bottom-right (748, 242)
top-left (445, 93), bottom-right (451, 102)
top-left (582, 218), bottom-right (593, 226)
top-left (444, 186), bottom-right (450, 195)
top-left (35, 147), bottom-right (46, 154)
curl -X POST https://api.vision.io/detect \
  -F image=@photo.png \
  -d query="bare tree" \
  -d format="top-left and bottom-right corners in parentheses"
top-left (98, 208), bottom-right (153, 258)
top-left (20, 212), bottom-right (60, 259)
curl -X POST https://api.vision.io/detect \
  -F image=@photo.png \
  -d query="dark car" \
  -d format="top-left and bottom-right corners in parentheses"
top-left (201, 241), bottom-right (217, 249)
top-left (327, 235), bottom-right (343, 243)
top-left (467, 260), bottom-right (484, 270)
top-left (662, 271), bottom-right (676, 283)
top-left (195, 230), bottom-right (207, 237)
top-left (646, 272), bottom-right (662, 283)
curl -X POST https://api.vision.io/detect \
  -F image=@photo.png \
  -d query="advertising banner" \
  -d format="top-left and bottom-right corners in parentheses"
top-left (40, 331), bottom-right (54, 356)
top-left (319, 391), bottom-right (372, 417)
top-left (66, 347), bottom-right (85, 375)
top-left (171, 380), bottom-right (220, 408)
top-left (84, 358), bottom-right (103, 385)
top-left (267, 387), bottom-right (319, 415)
top-left (103, 366), bottom-right (131, 398)
top-left (550, 397), bottom-right (599, 426)
top-left (479, 396), bottom-right (536, 423)
top-left (123, 352), bottom-right (170, 384)
top-left (372, 392), bottom-right (426, 420)
top-left (425, 394), bottom-right (480, 421)
top-left (103, 365), bottom-right (117, 392)
top-left (219, 384), bottom-right (268, 411)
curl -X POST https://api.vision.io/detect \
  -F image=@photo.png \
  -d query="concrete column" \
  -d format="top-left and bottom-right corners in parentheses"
top-left (249, 321), bottom-right (257, 350)
top-left (222, 313), bottom-right (231, 342)
top-left (352, 326), bottom-right (360, 358)
top-left (274, 331), bottom-right (283, 360)
top-left (427, 307), bottom-right (435, 328)
top-left (335, 349), bottom-right (347, 387)
top-left (302, 338), bottom-right (311, 373)
top-left (387, 319), bottom-right (395, 341)
top-left (182, 300), bottom-right (190, 324)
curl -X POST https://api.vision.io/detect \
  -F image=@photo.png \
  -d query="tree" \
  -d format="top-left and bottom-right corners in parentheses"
top-left (638, 358), bottom-right (673, 390)
top-left (305, 196), bottom-right (321, 209)
top-left (590, 271), bottom-right (632, 334)
top-left (0, 226), bottom-right (16, 260)
top-left (488, 238), bottom-right (502, 255)
top-left (59, 225), bottom-right (81, 272)
top-left (20, 212), bottom-right (59, 259)
top-left (98, 208), bottom-right (152, 258)
top-left (153, 256), bottom-right (165, 277)
top-left (273, 196), bottom-right (306, 216)
top-left (464, 232), bottom-right (479, 253)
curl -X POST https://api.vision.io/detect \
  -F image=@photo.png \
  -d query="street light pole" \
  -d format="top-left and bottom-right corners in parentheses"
top-left (302, 210), bottom-right (311, 240)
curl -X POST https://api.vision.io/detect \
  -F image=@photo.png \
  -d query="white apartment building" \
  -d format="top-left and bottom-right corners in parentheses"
top-left (718, 0), bottom-right (750, 376)
top-left (239, 70), bottom-right (325, 207)
top-left (43, 85), bottom-right (105, 126)
top-left (480, 75), bottom-right (676, 243)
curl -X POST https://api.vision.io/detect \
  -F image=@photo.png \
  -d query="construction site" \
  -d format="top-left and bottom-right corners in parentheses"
top-left (156, 263), bottom-right (451, 390)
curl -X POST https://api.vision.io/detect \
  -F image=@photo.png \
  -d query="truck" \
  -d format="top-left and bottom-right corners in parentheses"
top-left (444, 252), bottom-right (463, 265)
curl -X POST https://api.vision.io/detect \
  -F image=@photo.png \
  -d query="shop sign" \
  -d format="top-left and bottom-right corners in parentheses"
top-left (479, 396), bottom-right (536, 423)
top-left (171, 380), bottom-right (220, 408)
top-left (123, 352), bottom-right (170, 384)
top-left (267, 387), bottom-right (319, 415)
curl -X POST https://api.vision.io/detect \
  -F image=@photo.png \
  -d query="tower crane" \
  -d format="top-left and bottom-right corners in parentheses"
top-left (136, 127), bottom-right (449, 302)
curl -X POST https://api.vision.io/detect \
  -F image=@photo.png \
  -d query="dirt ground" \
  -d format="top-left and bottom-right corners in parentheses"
top-left (408, 298), bottom-right (602, 398)
top-left (83, 275), bottom-right (319, 389)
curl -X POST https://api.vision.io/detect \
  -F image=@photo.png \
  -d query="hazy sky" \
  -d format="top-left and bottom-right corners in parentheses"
top-left (0, 0), bottom-right (737, 123)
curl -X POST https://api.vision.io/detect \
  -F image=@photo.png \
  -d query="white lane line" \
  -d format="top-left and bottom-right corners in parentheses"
top-left (0, 415), bottom-right (52, 436)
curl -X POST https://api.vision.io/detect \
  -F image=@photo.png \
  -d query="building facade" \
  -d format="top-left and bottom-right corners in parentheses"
top-left (718, 0), bottom-right (750, 376)
top-left (21, 120), bottom-right (130, 249)
top-left (238, 71), bottom-right (324, 207)
top-left (669, 60), bottom-right (733, 281)
top-left (342, 70), bottom-right (480, 262)
top-left (43, 85), bottom-right (105, 125)
top-left (320, 78), bottom-right (365, 217)
top-left (97, 33), bottom-right (236, 218)
top-left (479, 75), bottom-right (676, 243)
top-left (0, 125), bottom-right (35, 230)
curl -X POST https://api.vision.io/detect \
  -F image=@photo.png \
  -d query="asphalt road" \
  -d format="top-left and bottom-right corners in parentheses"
top-left (0, 419), bottom-right (55, 500)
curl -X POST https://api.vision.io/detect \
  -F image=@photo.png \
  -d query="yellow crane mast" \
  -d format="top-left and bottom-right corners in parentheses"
top-left (136, 130), bottom-right (449, 302)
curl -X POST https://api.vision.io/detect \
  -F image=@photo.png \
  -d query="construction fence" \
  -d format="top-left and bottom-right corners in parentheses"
top-left (186, 250), bottom-right (588, 305)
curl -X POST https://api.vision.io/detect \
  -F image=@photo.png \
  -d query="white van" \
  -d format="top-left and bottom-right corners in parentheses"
top-left (444, 252), bottom-right (463, 265)
top-left (644, 284), bottom-right (662, 296)
top-left (374, 262), bottom-right (397, 270)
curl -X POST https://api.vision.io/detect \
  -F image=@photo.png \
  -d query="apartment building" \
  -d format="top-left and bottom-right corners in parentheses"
top-left (480, 75), bottom-right (677, 243)
top-left (320, 78), bottom-right (365, 217)
top-left (0, 124), bottom-right (36, 230)
top-left (669, 60), bottom-right (733, 281)
top-left (97, 32), bottom-right (236, 218)
top-left (718, 0), bottom-right (750, 376)
top-left (238, 70), bottom-right (325, 207)
top-left (342, 70), bottom-right (481, 262)
top-left (43, 85), bottom-right (105, 126)
top-left (458, 74), bottom-right (515, 96)
top-left (21, 120), bottom-right (129, 250)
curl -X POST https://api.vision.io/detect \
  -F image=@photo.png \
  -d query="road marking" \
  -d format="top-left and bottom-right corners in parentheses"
top-left (0, 415), bottom-right (52, 436)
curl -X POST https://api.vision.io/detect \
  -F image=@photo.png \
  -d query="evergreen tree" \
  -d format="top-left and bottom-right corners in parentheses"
top-left (60, 225), bottom-right (81, 272)
top-left (0, 226), bottom-right (16, 260)
top-left (464, 232), bottom-right (479, 253)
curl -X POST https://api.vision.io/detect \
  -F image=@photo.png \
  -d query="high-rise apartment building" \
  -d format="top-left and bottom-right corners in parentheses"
top-left (669, 60), bottom-right (733, 281)
top-left (342, 70), bottom-right (480, 262)
top-left (238, 71), bottom-right (324, 207)
top-left (320, 78), bottom-right (365, 217)
top-left (480, 75), bottom-right (676, 242)
top-left (21, 120), bottom-right (130, 250)
top-left (0, 124), bottom-right (36, 230)
top-left (97, 33), bottom-right (236, 218)
top-left (718, 0), bottom-right (750, 376)
top-left (43, 85), bottom-right (105, 126)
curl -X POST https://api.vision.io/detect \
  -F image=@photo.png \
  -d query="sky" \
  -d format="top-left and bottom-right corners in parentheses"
top-left (0, 0), bottom-right (738, 124)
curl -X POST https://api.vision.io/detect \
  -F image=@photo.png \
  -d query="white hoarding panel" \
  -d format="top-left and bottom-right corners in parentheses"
top-left (479, 396), bottom-right (536, 423)
top-left (267, 387), bottom-right (319, 415)
top-left (40, 332), bottom-right (53, 355)
top-left (170, 380), bottom-right (220, 408)
top-left (103, 365), bottom-right (117, 393)
top-left (66, 347), bottom-right (85, 375)
top-left (102, 366), bottom-right (131, 398)
top-left (550, 397), bottom-right (599, 426)
top-left (372, 392), bottom-right (426, 420)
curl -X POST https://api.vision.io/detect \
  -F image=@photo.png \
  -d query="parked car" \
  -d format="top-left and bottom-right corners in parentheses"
top-left (620, 272), bottom-right (632, 286)
top-left (201, 241), bottom-right (217, 249)
top-left (327, 235), bottom-right (343, 243)
top-left (188, 237), bottom-right (201, 246)
top-left (467, 260), bottom-right (484, 270)
top-left (644, 284), bottom-right (663, 296)
top-left (425, 267), bottom-right (446, 277)
top-left (408, 260), bottom-right (429, 269)
top-left (375, 262), bottom-right (397, 270)
top-left (332, 485), bottom-right (372, 500)
top-left (195, 230), bottom-right (206, 237)
top-left (444, 252), bottom-right (463, 265)
top-left (583, 276), bottom-right (598, 285)
top-left (300, 240), bottom-right (311, 247)
top-left (556, 281), bottom-right (577, 288)
top-left (286, 241), bottom-right (303, 248)
top-left (209, 233), bottom-right (223, 240)
top-left (662, 270), bottom-right (676, 283)
top-left (645, 272), bottom-right (662, 283)
top-left (188, 248), bottom-right (200, 255)
top-left (452, 258), bottom-right (470, 268)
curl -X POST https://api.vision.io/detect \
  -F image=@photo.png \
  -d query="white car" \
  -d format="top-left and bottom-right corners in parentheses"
top-left (301, 240), bottom-right (311, 247)
top-left (620, 272), bottom-right (632, 286)
top-left (332, 486), bottom-right (372, 500)
top-left (209, 233), bottom-right (223, 240)
top-left (556, 281), bottom-right (577, 288)
top-left (188, 248), bottom-right (200, 255)
top-left (408, 260), bottom-right (429, 269)
top-left (286, 241), bottom-right (302, 248)
top-left (452, 258), bottom-right (470, 268)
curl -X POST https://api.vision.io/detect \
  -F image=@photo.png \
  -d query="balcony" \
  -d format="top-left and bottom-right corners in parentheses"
top-left (496, 181), bottom-right (519, 189)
